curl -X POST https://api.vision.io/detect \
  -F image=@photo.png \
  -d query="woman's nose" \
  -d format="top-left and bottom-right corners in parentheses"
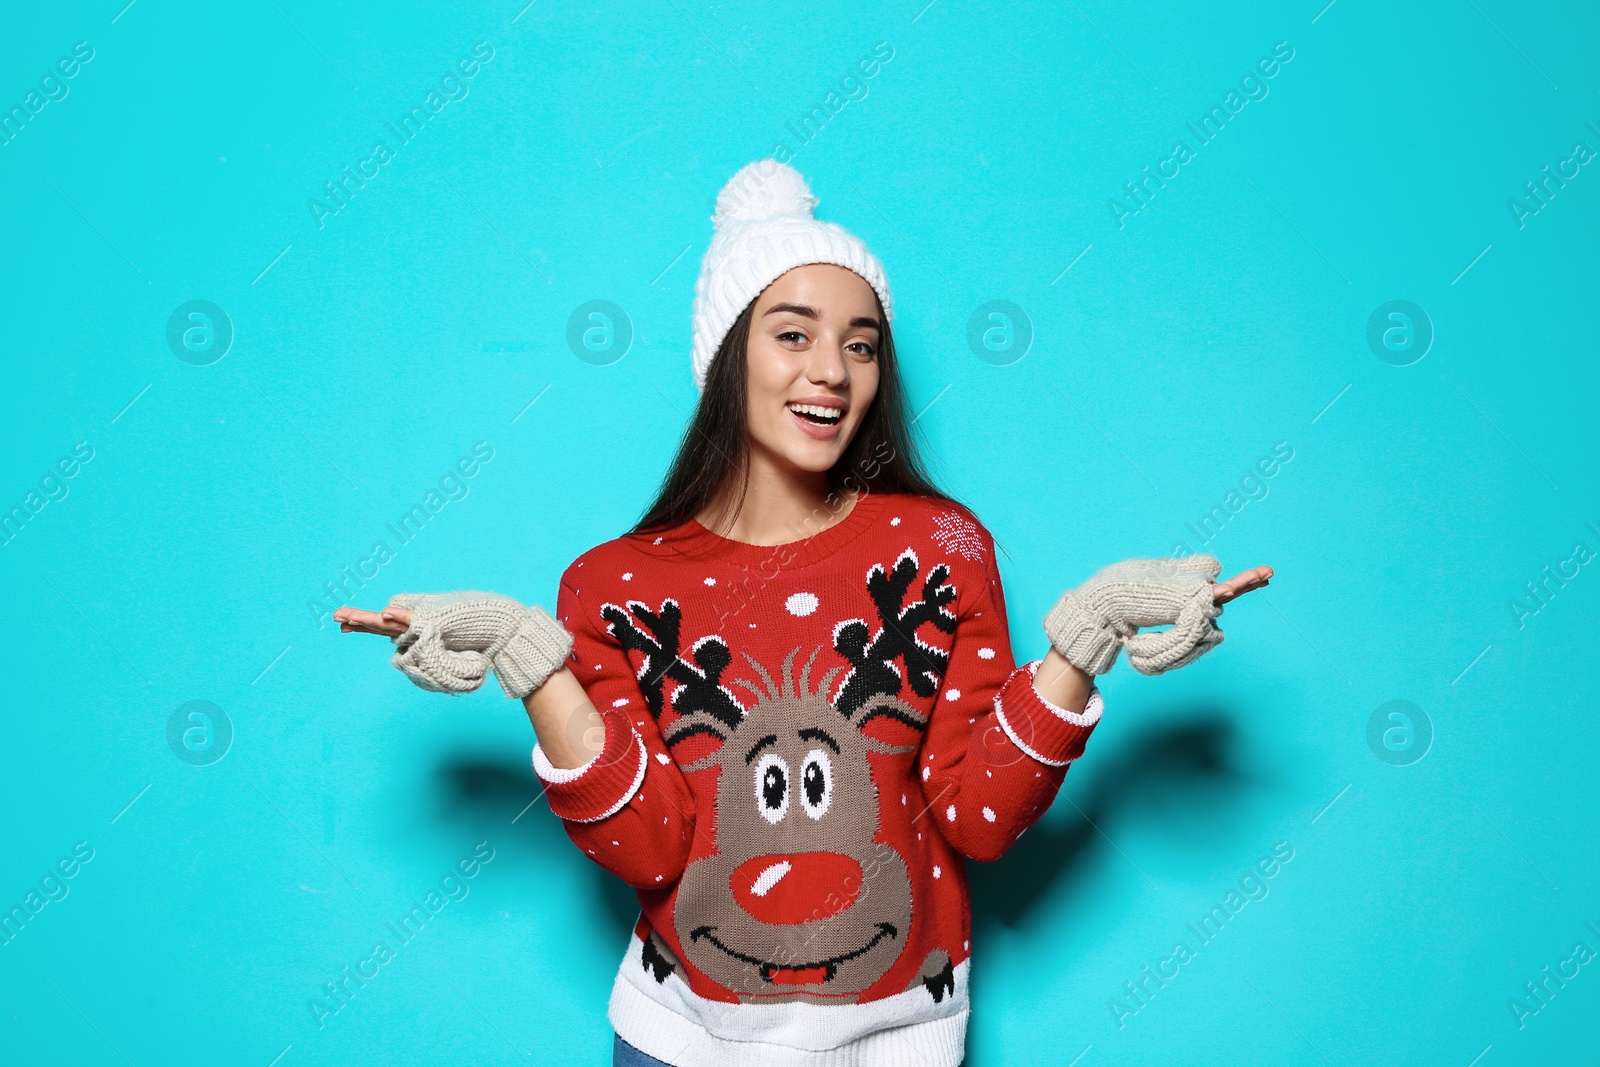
top-left (806, 345), bottom-right (849, 387)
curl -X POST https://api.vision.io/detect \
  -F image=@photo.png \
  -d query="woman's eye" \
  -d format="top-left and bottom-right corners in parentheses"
top-left (848, 342), bottom-right (877, 358)
top-left (777, 330), bottom-right (807, 344)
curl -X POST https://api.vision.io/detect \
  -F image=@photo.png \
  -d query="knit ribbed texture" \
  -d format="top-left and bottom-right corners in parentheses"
top-left (992, 661), bottom-right (1104, 767)
top-left (529, 493), bottom-right (1105, 1065)
top-left (1040, 593), bottom-right (1125, 675)
top-left (532, 712), bottom-right (649, 823)
top-left (1043, 555), bottom-right (1226, 676)
top-left (609, 944), bottom-right (970, 1067)
top-left (389, 591), bottom-right (573, 699)
top-left (690, 160), bottom-right (891, 391)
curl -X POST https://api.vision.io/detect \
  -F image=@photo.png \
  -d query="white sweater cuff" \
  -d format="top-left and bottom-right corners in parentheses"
top-left (532, 741), bottom-right (602, 783)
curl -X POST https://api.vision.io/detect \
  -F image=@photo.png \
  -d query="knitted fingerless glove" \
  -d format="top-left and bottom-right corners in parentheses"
top-left (388, 591), bottom-right (573, 698)
top-left (1044, 555), bottom-right (1225, 676)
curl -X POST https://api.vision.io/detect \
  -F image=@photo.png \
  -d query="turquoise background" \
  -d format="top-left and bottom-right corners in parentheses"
top-left (3, 0), bottom-right (1597, 1063)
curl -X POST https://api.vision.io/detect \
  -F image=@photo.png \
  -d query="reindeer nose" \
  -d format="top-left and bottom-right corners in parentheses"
top-left (730, 852), bottom-right (863, 925)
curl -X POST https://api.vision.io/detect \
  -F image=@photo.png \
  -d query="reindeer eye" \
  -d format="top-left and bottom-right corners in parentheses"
top-left (753, 753), bottom-right (790, 824)
top-left (800, 749), bottom-right (832, 819)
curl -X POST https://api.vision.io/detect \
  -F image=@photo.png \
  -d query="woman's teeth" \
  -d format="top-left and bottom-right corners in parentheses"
top-left (787, 403), bottom-right (842, 424)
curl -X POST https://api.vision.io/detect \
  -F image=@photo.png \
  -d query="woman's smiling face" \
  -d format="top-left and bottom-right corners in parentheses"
top-left (744, 263), bottom-right (883, 476)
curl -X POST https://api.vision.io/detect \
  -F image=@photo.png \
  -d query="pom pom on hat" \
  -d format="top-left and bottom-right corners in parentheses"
top-left (713, 161), bottom-right (819, 227)
top-left (690, 159), bottom-right (892, 391)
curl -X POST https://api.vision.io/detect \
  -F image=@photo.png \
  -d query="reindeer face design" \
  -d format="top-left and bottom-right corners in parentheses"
top-left (668, 647), bottom-right (922, 1003)
top-left (601, 551), bottom-right (957, 1005)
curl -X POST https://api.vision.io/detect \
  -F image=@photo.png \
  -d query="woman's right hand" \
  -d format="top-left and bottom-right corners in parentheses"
top-left (334, 602), bottom-right (412, 638)
top-left (336, 598), bottom-right (598, 768)
top-left (333, 591), bottom-right (575, 699)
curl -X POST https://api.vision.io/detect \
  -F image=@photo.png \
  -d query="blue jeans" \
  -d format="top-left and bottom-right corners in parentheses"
top-left (613, 1033), bottom-right (674, 1066)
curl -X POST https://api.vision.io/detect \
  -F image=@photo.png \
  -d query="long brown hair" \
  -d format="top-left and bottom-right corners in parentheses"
top-left (632, 294), bottom-right (954, 535)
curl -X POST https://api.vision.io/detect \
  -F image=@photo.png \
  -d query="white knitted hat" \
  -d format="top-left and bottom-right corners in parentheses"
top-left (690, 159), bottom-right (892, 391)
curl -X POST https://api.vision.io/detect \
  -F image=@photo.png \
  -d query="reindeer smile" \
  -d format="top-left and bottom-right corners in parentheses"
top-left (688, 922), bottom-right (899, 986)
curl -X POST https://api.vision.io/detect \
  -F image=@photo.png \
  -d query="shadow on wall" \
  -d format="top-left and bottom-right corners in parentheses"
top-left (431, 755), bottom-right (641, 936)
top-left (967, 707), bottom-right (1250, 929)
top-left (429, 706), bottom-right (1252, 949)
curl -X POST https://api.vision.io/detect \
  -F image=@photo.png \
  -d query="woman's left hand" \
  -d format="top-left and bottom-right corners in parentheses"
top-left (1213, 565), bottom-right (1274, 604)
top-left (1033, 560), bottom-right (1275, 709)
top-left (1045, 556), bottom-right (1278, 677)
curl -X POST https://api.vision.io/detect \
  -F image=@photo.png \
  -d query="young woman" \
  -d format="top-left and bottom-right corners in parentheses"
top-left (336, 160), bottom-right (1272, 1067)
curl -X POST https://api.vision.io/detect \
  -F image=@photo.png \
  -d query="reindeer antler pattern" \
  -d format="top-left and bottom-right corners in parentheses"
top-left (600, 599), bottom-right (682, 718)
top-left (601, 548), bottom-right (956, 748)
top-left (832, 549), bottom-right (958, 718)
top-left (600, 599), bottom-right (745, 732)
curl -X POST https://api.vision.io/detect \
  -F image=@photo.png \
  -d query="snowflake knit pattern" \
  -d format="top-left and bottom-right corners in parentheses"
top-left (535, 491), bottom-right (1104, 1067)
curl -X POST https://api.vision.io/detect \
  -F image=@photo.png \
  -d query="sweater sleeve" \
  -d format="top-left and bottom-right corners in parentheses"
top-left (531, 560), bottom-right (696, 889)
top-left (918, 527), bottom-right (1103, 863)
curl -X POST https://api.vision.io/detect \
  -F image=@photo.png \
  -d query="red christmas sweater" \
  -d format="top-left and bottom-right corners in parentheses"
top-left (532, 491), bottom-right (1103, 1066)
